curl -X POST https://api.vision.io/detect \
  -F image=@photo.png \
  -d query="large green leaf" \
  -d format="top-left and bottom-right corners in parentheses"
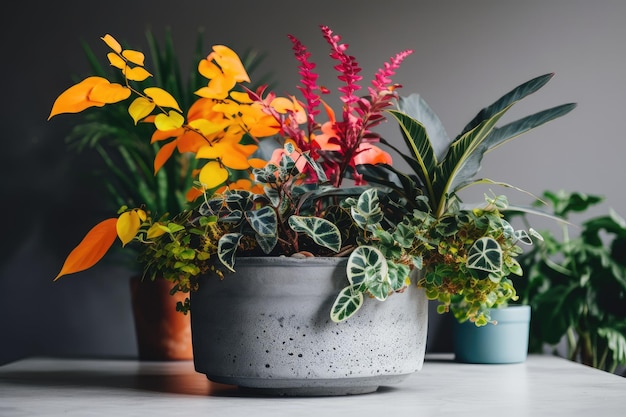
top-left (451, 103), bottom-right (577, 195)
top-left (434, 106), bottom-right (511, 216)
top-left (457, 73), bottom-right (556, 138)
top-left (484, 103), bottom-right (577, 153)
top-left (396, 93), bottom-right (451, 159)
top-left (387, 109), bottom-right (437, 205)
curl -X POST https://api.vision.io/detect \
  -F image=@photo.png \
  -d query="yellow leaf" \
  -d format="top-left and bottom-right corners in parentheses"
top-left (210, 45), bottom-right (250, 82)
top-left (230, 91), bottom-right (252, 103)
top-left (136, 209), bottom-right (147, 222)
top-left (144, 87), bottom-right (181, 112)
top-left (116, 210), bottom-right (142, 247)
top-left (146, 223), bottom-right (167, 239)
top-left (154, 110), bottom-right (184, 131)
top-left (188, 119), bottom-right (226, 136)
top-left (107, 52), bottom-right (125, 70)
top-left (271, 97), bottom-right (296, 113)
top-left (124, 66), bottom-right (152, 82)
top-left (89, 82), bottom-right (131, 104)
top-left (198, 161), bottom-right (229, 189)
top-left (128, 97), bottom-right (155, 124)
top-left (54, 218), bottom-right (118, 280)
top-left (122, 49), bottom-right (145, 66)
top-left (101, 34), bottom-right (122, 53)
top-left (48, 76), bottom-right (109, 119)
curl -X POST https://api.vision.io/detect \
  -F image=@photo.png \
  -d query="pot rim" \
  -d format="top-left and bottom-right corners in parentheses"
top-left (233, 256), bottom-right (348, 267)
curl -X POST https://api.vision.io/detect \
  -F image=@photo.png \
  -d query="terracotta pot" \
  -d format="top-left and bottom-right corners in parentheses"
top-left (191, 257), bottom-right (428, 396)
top-left (130, 276), bottom-right (193, 361)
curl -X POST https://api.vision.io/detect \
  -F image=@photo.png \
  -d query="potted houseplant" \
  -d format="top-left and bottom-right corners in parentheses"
top-left (514, 190), bottom-right (626, 374)
top-left (48, 25), bottom-right (576, 394)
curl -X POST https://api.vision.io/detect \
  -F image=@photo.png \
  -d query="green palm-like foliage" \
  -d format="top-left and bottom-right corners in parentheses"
top-left (383, 73), bottom-right (576, 218)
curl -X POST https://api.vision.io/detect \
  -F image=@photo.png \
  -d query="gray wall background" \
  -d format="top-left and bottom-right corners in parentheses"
top-left (1, 0), bottom-right (625, 364)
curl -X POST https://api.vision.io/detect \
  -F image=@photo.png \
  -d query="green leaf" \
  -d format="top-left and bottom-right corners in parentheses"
top-left (351, 188), bottom-right (383, 230)
top-left (387, 262), bottom-right (410, 291)
top-left (458, 73), bottom-right (556, 137)
top-left (247, 206), bottom-right (277, 237)
top-left (288, 215), bottom-right (342, 252)
top-left (217, 233), bottom-right (243, 272)
top-left (299, 151), bottom-right (328, 183)
top-left (330, 284), bottom-right (364, 322)
top-left (467, 237), bottom-right (503, 273)
top-left (435, 105), bottom-right (511, 214)
top-left (347, 246), bottom-right (389, 299)
top-left (395, 93), bottom-right (451, 159)
top-left (598, 327), bottom-right (626, 366)
top-left (255, 232), bottom-right (278, 254)
top-left (387, 109), bottom-right (437, 206)
top-left (393, 222), bottom-right (415, 248)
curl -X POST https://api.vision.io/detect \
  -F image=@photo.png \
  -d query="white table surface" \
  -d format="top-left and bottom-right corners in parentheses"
top-left (0, 353), bottom-right (624, 416)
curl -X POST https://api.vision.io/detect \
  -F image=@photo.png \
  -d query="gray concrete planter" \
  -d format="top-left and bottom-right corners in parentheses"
top-left (191, 256), bottom-right (428, 396)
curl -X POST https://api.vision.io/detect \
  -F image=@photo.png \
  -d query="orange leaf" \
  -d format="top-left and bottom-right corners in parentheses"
top-left (107, 52), bottom-right (125, 70)
top-left (89, 82), bottom-right (131, 104)
top-left (186, 186), bottom-right (204, 202)
top-left (54, 218), bottom-right (118, 280)
top-left (101, 34), bottom-right (122, 53)
top-left (121, 49), bottom-right (145, 66)
top-left (150, 127), bottom-right (182, 144)
top-left (154, 140), bottom-right (178, 173)
top-left (124, 66), bottom-right (152, 82)
top-left (48, 76), bottom-right (109, 119)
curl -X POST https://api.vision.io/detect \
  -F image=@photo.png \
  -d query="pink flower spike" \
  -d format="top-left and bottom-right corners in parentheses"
top-left (321, 25), bottom-right (363, 105)
top-left (371, 49), bottom-right (414, 93)
top-left (288, 33), bottom-right (321, 133)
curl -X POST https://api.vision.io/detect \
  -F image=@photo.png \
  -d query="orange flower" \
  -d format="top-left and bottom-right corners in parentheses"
top-left (353, 144), bottom-right (392, 166)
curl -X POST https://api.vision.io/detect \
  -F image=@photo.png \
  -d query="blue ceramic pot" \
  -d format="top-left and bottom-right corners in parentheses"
top-left (453, 305), bottom-right (531, 364)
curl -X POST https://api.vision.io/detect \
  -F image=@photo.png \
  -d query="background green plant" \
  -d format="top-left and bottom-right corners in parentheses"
top-left (514, 190), bottom-right (626, 374)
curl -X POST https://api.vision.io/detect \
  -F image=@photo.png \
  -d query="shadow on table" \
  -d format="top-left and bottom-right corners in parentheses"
top-left (0, 359), bottom-right (404, 398)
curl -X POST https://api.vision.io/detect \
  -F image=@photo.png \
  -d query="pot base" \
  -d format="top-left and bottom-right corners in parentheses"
top-left (211, 374), bottom-right (412, 396)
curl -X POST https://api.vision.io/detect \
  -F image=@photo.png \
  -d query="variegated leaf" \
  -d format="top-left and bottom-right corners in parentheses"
top-left (467, 237), bottom-right (502, 273)
top-left (330, 284), bottom-right (364, 322)
top-left (288, 215), bottom-right (341, 252)
top-left (218, 233), bottom-right (243, 271)
top-left (247, 206), bottom-right (277, 237)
